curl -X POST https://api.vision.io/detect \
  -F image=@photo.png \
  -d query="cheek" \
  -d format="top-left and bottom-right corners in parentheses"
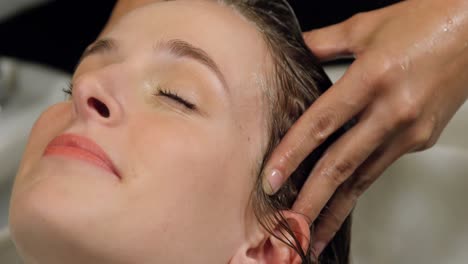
top-left (14, 102), bottom-right (73, 186)
top-left (128, 113), bottom-right (237, 213)
top-left (124, 113), bottom-right (253, 258)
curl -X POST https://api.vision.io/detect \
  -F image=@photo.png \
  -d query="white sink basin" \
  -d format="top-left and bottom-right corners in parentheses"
top-left (0, 62), bottom-right (466, 263)
top-left (0, 58), bottom-right (69, 263)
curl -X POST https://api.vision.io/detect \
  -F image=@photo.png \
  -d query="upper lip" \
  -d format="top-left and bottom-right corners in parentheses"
top-left (45, 133), bottom-right (120, 179)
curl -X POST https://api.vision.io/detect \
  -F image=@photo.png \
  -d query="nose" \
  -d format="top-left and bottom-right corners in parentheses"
top-left (72, 75), bottom-right (123, 126)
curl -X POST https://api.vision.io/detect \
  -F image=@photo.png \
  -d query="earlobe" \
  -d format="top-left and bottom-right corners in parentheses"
top-left (230, 211), bottom-right (310, 264)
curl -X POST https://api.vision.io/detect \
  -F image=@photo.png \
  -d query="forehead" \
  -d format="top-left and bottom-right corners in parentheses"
top-left (104, 0), bottom-right (273, 155)
top-left (107, 0), bottom-right (272, 96)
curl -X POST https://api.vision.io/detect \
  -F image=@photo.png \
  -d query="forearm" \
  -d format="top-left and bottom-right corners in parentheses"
top-left (100, 0), bottom-right (162, 36)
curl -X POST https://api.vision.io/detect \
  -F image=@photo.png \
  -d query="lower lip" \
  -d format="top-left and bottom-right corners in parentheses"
top-left (44, 145), bottom-right (117, 177)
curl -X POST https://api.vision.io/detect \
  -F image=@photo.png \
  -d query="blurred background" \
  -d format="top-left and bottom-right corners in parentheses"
top-left (0, 0), bottom-right (466, 263)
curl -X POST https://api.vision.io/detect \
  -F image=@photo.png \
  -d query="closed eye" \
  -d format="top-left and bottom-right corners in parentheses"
top-left (62, 82), bottom-right (197, 110)
top-left (62, 82), bottom-right (73, 100)
top-left (155, 87), bottom-right (196, 110)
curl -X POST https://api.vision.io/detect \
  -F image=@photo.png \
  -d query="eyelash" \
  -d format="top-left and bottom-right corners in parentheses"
top-left (62, 82), bottom-right (73, 96)
top-left (155, 86), bottom-right (196, 110)
top-left (61, 83), bottom-right (196, 110)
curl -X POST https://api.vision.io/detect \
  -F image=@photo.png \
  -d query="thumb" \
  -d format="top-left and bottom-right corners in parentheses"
top-left (303, 22), bottom-right (355, 61)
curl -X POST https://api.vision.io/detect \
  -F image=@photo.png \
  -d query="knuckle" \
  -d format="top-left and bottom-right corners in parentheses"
top-left (317, 209), bottom-right (342, 234)
top-left (347, 12), bottom-right (369, 31)
top-left (408, 122), bottom-right (436, 150)
top-left (357, 56), bottom-right (394, 92)
top-left (420, 138), bottom-right (437, 150)
top-left (361, 53), bottom-right (407, 91)
top-left (326, 213), bottom-right (343, 233)
top-left (373, 55), bottom-right (399, 84)
top-left (320, 159), bottom-right (355, 187)
top-left (344, 12), bottom-right (368, 50)
top-left (345, 11), bottom-right (386, 53)
top-left (423, 137), bottom-right (438, 150)
top-left (279, 148), bottom-right (301, 173)
top-left (410, 134), bottom-right (431, 151)
top-left (347, 173), bottom-right (374, 199)
top-left (349, 12), bottom-right (366, 23)
top-left (334, 159), bottom-right (355, 176)
top-left (394, 100), bottom-right (421, 125)
top-left (307, 111), bottom-right (336, 144)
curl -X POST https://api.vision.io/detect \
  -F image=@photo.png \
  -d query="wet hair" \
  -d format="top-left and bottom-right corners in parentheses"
top-left (220, 0), bottom-right (352, 263)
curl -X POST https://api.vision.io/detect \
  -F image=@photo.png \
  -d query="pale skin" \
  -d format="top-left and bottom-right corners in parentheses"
top-left (11, 0), bottom-right (468, 262)
top-left (109, 0), bottom-right (468, 253)
top-left (103, 0), bottom-right (468, 256)
top-left (9, 1), bottom-right (309, 263)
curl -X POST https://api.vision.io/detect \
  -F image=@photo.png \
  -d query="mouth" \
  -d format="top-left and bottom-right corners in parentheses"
top-left (43, 133), bottom-right (121, 180)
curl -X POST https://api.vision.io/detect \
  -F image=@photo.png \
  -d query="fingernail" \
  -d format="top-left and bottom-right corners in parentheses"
top-left (312, 241), bottom-right (326, 257)
top-left (263, 169), bottom-right (283, 195)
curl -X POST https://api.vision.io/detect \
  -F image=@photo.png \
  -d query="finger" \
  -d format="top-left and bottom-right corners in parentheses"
top-left (263, 61), bottom-right (374, 194)
top-left (290, 102), bottom-right (393, 221)
top-left (303, 22), bottom-right (354, 61)
top-left (311, 135), bottom-right (409, 256)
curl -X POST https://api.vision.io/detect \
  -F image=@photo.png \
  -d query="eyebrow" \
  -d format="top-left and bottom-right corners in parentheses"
top-left (80, 38), bottom-right (229, 93)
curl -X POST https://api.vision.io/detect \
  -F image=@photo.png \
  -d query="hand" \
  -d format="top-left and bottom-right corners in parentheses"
top-left (262, 0), bottom-right (468, 255)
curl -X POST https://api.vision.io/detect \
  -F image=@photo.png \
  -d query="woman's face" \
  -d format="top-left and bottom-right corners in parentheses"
top-left (9, 1), bottom-right (272, 263)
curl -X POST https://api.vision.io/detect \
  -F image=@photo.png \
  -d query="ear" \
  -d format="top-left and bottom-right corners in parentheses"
top-left (230, 211), bottom-right (310, 264)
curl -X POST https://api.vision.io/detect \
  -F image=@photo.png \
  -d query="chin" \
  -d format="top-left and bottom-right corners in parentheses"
top-left (9, 185), bottom-right (134, 264)
top-left (9, 159), bottom-right (129, 264)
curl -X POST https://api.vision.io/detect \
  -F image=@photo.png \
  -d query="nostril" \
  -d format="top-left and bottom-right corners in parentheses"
top-left (87, 97), bottom-right (110, 118)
